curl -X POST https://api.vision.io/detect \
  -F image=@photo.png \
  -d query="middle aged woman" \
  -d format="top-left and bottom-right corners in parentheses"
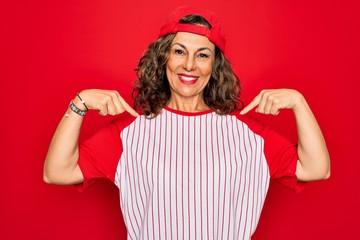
top-left (44, 6), bottom-right (330, 239)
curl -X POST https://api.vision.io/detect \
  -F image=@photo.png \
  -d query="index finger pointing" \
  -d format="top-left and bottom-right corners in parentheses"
top-left (118, 96), bottom-right (139, 117)
top-left (240, 95), bottom-right (261, 115)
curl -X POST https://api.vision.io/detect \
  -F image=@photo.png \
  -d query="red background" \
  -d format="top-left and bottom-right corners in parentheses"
top-left (1, 0), bottom-right (358, 239)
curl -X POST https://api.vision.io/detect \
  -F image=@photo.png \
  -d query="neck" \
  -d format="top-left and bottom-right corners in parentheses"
top-left (167, 95), bottom-right (210, 112)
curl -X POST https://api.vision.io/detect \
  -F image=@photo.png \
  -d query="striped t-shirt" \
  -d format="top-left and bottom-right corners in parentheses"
top-left (78, 106), bottom-right (304, 240)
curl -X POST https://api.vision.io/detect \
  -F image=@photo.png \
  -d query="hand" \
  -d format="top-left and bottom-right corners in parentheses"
top-left (240, 89), bottom-right (303, 115)
top-left (76, 89), bottom-right (139, 117)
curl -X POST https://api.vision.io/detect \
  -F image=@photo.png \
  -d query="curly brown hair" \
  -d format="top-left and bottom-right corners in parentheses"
top-left (133, 15), bottom-right (242, 117)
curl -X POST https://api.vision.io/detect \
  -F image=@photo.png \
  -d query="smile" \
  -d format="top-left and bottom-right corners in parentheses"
top-left (178, 74), bottom-right (199, 85)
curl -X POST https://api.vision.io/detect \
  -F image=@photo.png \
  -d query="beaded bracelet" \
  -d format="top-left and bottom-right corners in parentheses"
top-left (69, 102), bottom-right (88, 116)
top-left (64, 93), bottom-right (89, 117)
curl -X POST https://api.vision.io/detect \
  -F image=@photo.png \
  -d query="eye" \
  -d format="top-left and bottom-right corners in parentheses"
top-left (174, 49), bottom-right (184, 55)
top-left (198, 53), bottom-right (209, 58)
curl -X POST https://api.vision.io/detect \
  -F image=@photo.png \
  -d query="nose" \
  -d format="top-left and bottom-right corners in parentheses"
top-left (183, 55), bottom-right (196, 71)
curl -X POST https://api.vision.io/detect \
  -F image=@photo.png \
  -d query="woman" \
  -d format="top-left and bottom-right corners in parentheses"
top-left (43, 6), bottom-right (330, 239)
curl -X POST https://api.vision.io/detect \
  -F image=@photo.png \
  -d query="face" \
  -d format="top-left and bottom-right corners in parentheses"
top-left (166, 32), bottom-right (215, 106)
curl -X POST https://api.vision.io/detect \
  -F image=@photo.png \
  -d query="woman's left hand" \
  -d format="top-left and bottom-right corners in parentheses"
top-left (240, 89), bottom-right (303, 115)
top-left (240, 88), bottom-right (330, 181)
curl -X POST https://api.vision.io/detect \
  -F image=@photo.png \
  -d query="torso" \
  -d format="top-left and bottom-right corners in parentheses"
top-left (115, 107), bottom-right (270, 240)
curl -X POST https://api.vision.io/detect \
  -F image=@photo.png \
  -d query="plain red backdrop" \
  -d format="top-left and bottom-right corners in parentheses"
top-left (1, 0), bottom-right (359, 239)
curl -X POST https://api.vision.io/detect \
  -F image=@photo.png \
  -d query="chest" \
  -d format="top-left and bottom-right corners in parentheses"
top-left (119, 113), bottom-right (269, 190)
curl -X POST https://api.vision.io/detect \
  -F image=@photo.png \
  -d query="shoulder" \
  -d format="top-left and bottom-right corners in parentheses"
top-left (111, 112), bottom-right (139, 132)
top-left (229, 110), bottom-right (270, 137)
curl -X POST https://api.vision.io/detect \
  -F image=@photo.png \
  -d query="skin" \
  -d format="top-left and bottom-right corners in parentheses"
top-left (240, 89), bottom-right (330, 181)
top-left (166, 32), bottom-right (215, 112)
top-left (43, 90), bottom-right (138, 184)
top-left (43, 32), bottom-right (330, 185)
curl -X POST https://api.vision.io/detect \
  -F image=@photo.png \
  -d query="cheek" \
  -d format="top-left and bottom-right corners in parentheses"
top-left (166, 62), bottom-right (175, 78)
top-left (200, 62), bottom-right (213, 77)
top-left (166, 62), bottom-right (178, 84)
top-left (166, 56), bottom-right (182, 72)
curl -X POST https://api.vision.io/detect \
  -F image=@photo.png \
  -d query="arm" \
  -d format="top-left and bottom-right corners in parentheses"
top-left (240, 89), bottom-right (330, 181)
top-left (43, 89), bottom-right (138, 185)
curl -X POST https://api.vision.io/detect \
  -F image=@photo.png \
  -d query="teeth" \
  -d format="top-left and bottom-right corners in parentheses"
top-left (179, 75), bottom-right (197, 81)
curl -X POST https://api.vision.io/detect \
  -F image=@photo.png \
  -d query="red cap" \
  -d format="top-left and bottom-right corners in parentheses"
top-left (159, 6), bottom-right (226, 53)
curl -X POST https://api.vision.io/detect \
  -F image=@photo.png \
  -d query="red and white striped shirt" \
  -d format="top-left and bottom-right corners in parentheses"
top-left (78, 106), bottom-right (304, 240)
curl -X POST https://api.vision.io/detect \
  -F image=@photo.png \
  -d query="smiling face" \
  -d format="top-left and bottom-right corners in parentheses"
top-left (166, 32), bottom-right (215, 111)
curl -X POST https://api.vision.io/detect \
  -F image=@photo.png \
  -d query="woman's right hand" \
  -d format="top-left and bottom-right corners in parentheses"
top-left (77, 89), bottom-right (139, 117)
top-left (43, 89), bottom-right (138, 185)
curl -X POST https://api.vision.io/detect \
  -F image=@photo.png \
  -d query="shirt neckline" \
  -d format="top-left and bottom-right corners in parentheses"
top-left (164, 106), bottom-right (214, 116)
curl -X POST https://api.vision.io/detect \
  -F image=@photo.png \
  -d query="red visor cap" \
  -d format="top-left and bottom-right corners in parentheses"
top-left (159, 6), bottom-right (226, 53)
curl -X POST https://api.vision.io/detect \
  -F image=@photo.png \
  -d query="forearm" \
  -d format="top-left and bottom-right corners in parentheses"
top-left (43, 97), bottom-right (85, 184)
top-left (294, 95), bottom-right (330, 181)
top-left (43, 89), bottom-right (139, 185)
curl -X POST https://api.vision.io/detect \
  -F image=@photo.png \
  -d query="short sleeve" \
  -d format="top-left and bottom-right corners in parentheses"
top-left (76, 120), bottom-right (122, 191)
top-left (236, 114), bottom-right (306, 193)
top-left (263, 127), bottom-right (306, 193)
top-left (76, 113), bottom-right (137, 191)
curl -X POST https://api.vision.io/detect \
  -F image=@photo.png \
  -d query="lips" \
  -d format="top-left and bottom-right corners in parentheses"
top-left (178, 73), bottom-right (199, 85)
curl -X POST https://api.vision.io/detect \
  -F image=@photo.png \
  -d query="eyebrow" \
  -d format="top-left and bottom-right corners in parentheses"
top-left (172, 43), bottom-right (213, 53)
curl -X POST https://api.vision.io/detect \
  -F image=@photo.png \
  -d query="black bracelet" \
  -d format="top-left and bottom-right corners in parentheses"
top-left (76, 92), bottom-right (88, 111)
top-left (69, 102), bottom-right (88, 116)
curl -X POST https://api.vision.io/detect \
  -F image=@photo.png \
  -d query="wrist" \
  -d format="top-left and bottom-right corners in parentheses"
top-left (72, 97), bottom-right (87, 111)
top-left (65, 93), bottom-right (89, 117)
top-left (293, 93), bottom-right (308, 114)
